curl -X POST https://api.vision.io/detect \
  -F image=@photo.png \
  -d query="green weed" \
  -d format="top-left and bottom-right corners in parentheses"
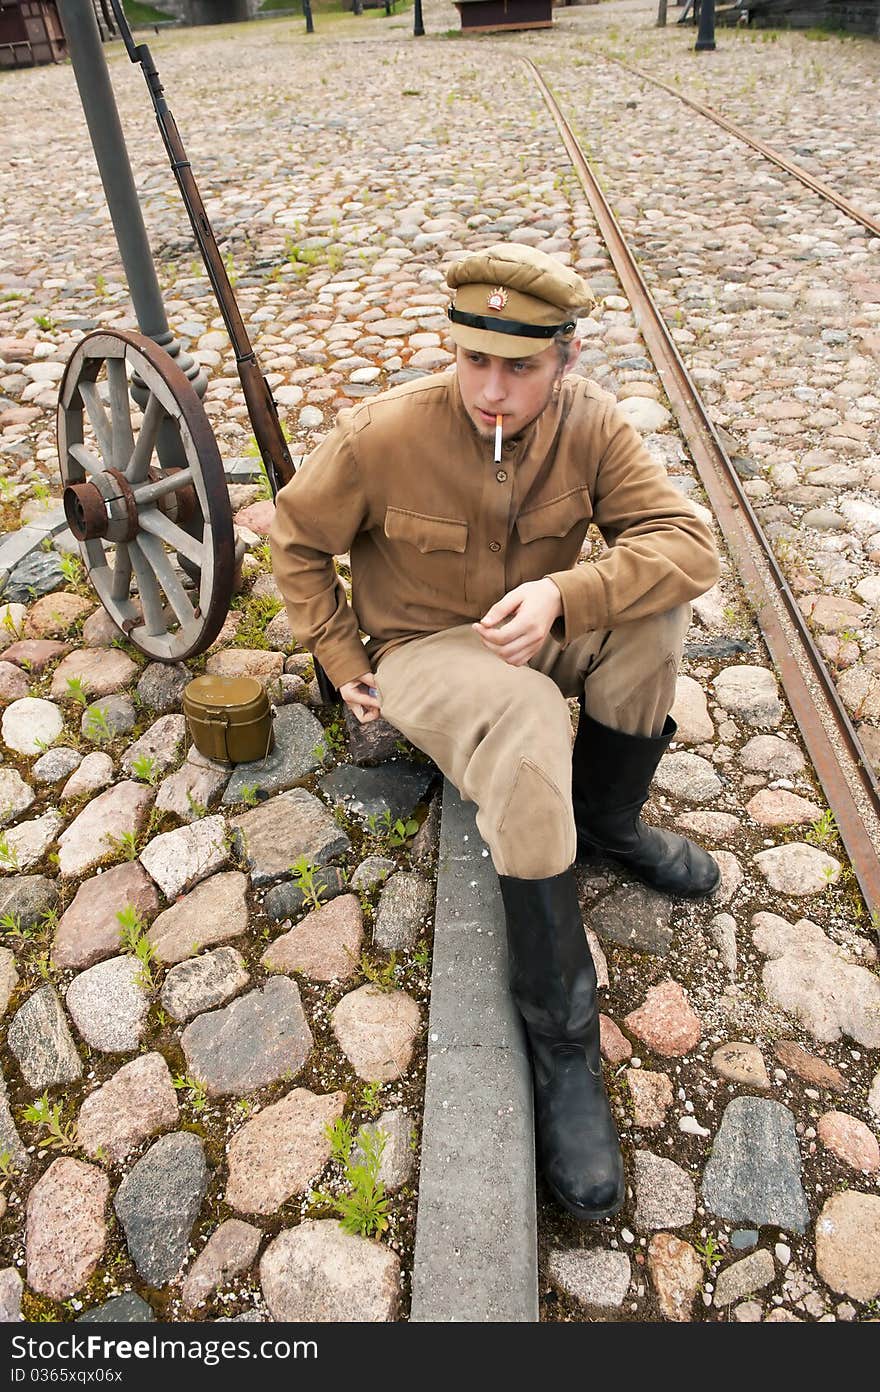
top-left (130, 754), bottom-right (159, 785)
top-left (360, 1081), bottom-right (382, 1117)
top-left (231, 590), bottom-right (283, 648)
top-left (103, 829), bottom-right (138, 861)
top-left (313, 1121), bottom-right (390, 1239)
top-left (289, 854), bottom-right (328, 912)
top-left (83, 705), bottom-right (113, 743)
top-left (694, 1234), bottom-right (725, 1270)
top-left (21, 1092), bottom-right (78, 1152)
top-left (185, 791), bottom-right (208, 820)
top-left (0, 835), bottom-right (20, 871)
top-left (313, 718), bottom-right (345, 762)
top-left (117, 904), bottom-right (157, 989)
top-left (359, 949), bottom-right (398, 992)
top-left (58, 553), bottom-right (86, 590)
top-left (65, 676), bottom-right (89, 707)
top-left (0, 910), bottom-right (27, 938)
top-left (172, 1073), bottom-right (208, 1113)
top-left (806, 809), bottom-right (838, 850)
top-left (0, 1149), bottom-right (19, 1182)
top-left (365, 808), bottom-right (417, 848)
top-left (411, 938), bottom-right (430, 970)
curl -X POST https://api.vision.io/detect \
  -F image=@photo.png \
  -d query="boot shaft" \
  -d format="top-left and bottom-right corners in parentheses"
top-left (572, 706), bottom-right (675, 824)
top-left (498, 869), bottom-right (598, 1046)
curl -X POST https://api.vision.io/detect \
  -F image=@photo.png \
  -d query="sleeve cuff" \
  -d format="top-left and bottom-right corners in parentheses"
top-left (547, 566), bottom-right (608, 646)
top-left (314, 638), bottom-right (374, 691)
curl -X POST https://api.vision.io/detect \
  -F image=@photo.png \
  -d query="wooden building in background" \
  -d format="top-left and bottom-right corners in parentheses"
top-left (0, 0), bottom-right (118, 69)
top-left (0, 0), bottom-right (66, 66)
top-left (454, 0), bottom-right (553, 32)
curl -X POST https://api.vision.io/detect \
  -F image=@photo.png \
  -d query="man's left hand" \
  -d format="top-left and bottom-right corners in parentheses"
top-left (473, 578), bottom-right (563, 666)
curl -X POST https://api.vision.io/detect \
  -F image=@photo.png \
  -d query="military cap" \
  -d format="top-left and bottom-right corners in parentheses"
top-left (446, 243), bottom-right (594, 358)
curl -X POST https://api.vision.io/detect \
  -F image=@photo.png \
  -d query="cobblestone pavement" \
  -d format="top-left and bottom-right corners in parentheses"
top-left (0, 1), bottom-right (879, 1324)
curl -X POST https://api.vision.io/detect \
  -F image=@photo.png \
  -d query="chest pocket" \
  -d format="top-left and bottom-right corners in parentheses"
top-left (516, 488), bottom-right (591, 543)
top-left (384, 506), bottom-right (469, 596)
top-left (513, 489), bottom-right (592, 584)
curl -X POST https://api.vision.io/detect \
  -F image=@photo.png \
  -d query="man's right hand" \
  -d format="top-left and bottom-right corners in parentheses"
top-left (338, 672), bottom-right (382, 724)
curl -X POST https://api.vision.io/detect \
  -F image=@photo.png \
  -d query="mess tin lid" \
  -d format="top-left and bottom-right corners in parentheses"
top-left (183, 674), bottom-right (266, 710)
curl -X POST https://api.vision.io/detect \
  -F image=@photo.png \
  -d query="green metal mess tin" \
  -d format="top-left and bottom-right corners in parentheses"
top-left (183, 674), bottom-right (275, 766)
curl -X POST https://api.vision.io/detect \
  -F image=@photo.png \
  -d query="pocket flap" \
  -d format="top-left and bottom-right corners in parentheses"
top-left (515, 489), bottom-right (591, 544)
top-left (384, 507), bottom-right (468, 554)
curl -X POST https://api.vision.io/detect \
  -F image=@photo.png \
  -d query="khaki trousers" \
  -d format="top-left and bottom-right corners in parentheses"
top-left (375, 604), bottom-right (691, 880)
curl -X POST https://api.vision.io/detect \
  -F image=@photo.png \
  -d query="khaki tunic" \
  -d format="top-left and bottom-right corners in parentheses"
top-left (268, 371), bottom-right (720, 689)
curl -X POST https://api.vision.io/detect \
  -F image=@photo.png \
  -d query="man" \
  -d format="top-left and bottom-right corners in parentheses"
top-left (269, 243), bottom-right (720, 1222)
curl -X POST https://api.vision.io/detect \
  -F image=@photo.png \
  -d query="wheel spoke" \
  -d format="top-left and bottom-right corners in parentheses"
top-left (127, 538), bottom-right (168, 635)
top-left (107, 357), bottom-right (135, 473)
top-left (68, 443), bottom-right (107, 480)
top-left (125, 392), bottom-right (164, 484)
top-left (137, 505), bottom-right (204, 569)
top-left (135, 531), bottom-right (197, 630)
top-left (78, 380), bottom-right (115, 466)
top-left (110, 542), bottom-right (132, 602)
top-left (131, 468), bottom-right (194, 508)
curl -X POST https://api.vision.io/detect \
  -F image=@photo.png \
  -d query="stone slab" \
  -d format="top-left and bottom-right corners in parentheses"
top-left (222, 702), bottom-right (326, 803)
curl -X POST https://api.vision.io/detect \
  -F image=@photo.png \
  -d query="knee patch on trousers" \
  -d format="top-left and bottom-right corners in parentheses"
top-left (491, 757), bottom-right (576, 880)
top-left (613, 653), bottom-right (678, 734)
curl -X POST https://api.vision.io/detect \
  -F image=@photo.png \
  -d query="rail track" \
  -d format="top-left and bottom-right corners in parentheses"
top-left (527, 57), bottom-right (880, 921)
top-left (579, 49), bottom-right (880, 240)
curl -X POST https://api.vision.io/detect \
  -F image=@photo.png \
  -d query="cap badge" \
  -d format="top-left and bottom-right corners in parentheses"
top-left (486, 287), bottom-right (508, 311)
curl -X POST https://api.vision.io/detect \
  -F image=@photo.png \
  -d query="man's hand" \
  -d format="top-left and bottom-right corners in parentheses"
top-left (338, 672), bottom-right (382, 724)
top-left (473, 578), bottom-right (563, 666)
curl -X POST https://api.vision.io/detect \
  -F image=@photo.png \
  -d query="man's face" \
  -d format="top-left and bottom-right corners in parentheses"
top-left (455, 341), bottom-right (578, 442)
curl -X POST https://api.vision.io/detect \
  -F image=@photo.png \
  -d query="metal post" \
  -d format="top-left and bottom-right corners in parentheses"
top-left (657, 0), bottom-right (667, 24)
top-left (695, 0), bottom-right (716, 49)
top-left (413, 0), bottom-right (424, 35)
top-left (54, 0), bottom-right (206, 465)
top-left (303, 0), bottom-right (314, 32)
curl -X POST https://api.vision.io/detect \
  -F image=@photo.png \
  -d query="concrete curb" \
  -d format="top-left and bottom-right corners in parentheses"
top-left (410, 780), bottom-right (537, 1322)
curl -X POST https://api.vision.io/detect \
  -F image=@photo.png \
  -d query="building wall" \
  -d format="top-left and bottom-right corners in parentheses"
top-left (746, 0), bottom-right (880, 34)
top-left (142, 0), bottom-right (259, 23)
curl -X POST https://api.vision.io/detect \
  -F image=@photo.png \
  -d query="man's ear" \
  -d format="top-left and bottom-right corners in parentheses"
top-left (564, 337), bottom-right (582, 373)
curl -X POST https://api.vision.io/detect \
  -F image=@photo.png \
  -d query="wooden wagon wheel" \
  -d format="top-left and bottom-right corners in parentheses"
top-left (57, 329), bottom-right (237, 662)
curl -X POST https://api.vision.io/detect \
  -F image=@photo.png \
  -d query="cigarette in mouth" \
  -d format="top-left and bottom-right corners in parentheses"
top-left (494, 414), bottom-right (503, 463)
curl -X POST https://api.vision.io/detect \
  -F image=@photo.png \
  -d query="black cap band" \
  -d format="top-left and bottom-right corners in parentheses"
top-left (447, 306), bottom-right (576, 339)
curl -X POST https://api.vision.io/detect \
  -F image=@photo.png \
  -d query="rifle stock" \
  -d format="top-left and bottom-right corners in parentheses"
top-left (237, 356), bottom-right (295, 497)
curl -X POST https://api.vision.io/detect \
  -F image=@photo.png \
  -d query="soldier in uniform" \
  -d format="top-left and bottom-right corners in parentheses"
top-left (269, 243), bottom-right (721, 1222)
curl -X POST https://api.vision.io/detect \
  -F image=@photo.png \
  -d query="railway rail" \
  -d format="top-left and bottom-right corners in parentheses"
top-left (578, 48), bottom-right (880, 240)
top-left (526, 57), bottom-right (880, 921)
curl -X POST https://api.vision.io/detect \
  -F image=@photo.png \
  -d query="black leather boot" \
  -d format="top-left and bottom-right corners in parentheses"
top-left (498, 868), bottom-right (624, 1222)
top-left (572, 706), bottom-right (720, 898)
